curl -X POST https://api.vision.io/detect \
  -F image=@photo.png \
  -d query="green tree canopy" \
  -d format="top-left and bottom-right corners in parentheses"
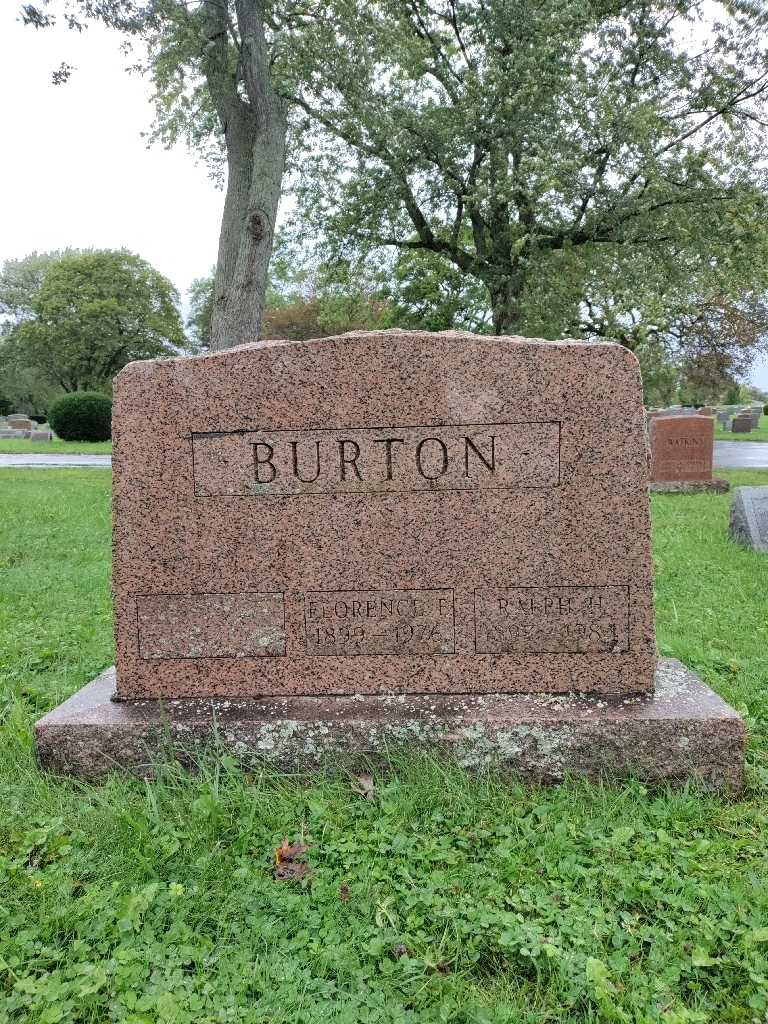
top-left (2, 249), bottom-right (185, 393)
top-left (187, 237), bottom-right (387, 348)
top-left (285, 0), bottom-right (768, 354)
top-left (0, 249), bottom-right (77, 328)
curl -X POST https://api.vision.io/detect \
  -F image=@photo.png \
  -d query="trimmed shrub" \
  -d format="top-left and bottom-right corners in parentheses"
top-left (763, 404), bottom-right (768, 416)
top-left (48, 392), bottom-right (112, 441)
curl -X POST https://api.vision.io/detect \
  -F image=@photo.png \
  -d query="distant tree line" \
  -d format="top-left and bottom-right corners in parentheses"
top-left (2, 239), bottom-right (765, 415)
top-left (0, 249), bottom-right (185, 414)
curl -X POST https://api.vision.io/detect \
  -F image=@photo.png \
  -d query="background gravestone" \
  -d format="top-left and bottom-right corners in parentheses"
top-left (34, 331), bottom-right (746, 791)
top-left (732, 413), bottom-right (753, 433)
top-left (729, 487), bottom-right (768, 553)
top-left (648, 414), bottom-right (728, 493)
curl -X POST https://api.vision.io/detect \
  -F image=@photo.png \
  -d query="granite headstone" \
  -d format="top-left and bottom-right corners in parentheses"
top-left (648, 414), bottom-right (727, 492)
top-left (33, 331), bottom-right (746, 791)
top-left (729, 487), bottom-right (768, 553)
top-left (111, 332), bottom-right (656, 699)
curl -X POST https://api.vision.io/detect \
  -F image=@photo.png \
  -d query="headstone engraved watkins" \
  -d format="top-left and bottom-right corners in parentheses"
top-left (649, 414), bottom-right (728, 493)
top-left (34, 332), bottom-right (745, 791)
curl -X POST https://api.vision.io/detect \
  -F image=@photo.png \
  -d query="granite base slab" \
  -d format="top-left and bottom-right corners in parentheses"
top-left (650, 479), bottom-right (730, 493)
top-left (34, 659), bottom-right (746, 793)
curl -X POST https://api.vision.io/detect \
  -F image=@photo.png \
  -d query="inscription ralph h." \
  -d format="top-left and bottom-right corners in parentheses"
top-left (475, 586), bottom-right (630, 655)
top-left (192, 421), bottom-right (560, 497)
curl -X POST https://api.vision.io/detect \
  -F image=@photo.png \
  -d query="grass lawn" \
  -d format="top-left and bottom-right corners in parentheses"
top-left (1, 468), bottom-right (768, 1023)
top-left (715, 414), bottom-right (768, 442)
top-left (0, 439), bottom-right (112, 455)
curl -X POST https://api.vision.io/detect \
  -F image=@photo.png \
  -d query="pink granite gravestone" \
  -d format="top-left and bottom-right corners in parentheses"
top-left (110, 332), bottom-right (655, 699)
top-left (34, 331), bottom-right (745, 790)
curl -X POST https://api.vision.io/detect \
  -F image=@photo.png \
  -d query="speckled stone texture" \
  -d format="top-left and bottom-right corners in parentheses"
top-left (33, 659), bottom-right (745, 793)
top-left (649, 415), bottom-right (716, 484)
top-left (111, 331), bottom-right (656, 699)
top-left (729, 486), bottom-right (768, 552)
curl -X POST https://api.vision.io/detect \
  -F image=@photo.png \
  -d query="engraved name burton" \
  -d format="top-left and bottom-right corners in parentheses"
top-left (192, 421), bottom-right (560, 496)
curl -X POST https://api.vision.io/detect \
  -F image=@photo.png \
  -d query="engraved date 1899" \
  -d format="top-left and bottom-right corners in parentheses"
top-left (305, 589), bottom-right (455, 657)
top-left (312, 621), bottom-right (445, 649)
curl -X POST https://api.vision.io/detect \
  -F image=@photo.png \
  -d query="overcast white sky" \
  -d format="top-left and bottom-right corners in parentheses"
top-left (1, 2), bottom-right (767, 389)
top-left (0, 4), bottom-right (222, 303)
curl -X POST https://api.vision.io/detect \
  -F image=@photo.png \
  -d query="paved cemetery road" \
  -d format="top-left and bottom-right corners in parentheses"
top-left (0, 442), bottom-right (766, 471)
top-left (0, 454), bottom-right (112, 468)
top-left (714, 441), bottom-right (768, 469)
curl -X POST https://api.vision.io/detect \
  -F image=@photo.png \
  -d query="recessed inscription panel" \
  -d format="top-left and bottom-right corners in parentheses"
top-left (475, 586), bottom-right (630, 655)
top-left (137, 592), bottom-right (286, 660)
top-left (192, 421), bottom-right (560, 497)
top-left (304, 589), bottom-right (455, 656)
top-left (655, 458), bottom-right (710, 476)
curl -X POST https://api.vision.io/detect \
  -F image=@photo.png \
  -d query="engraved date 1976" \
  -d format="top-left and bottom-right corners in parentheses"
top-left (304, 589), bottom-right (455, 657)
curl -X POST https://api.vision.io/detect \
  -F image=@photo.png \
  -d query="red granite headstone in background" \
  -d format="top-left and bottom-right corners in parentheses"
top-left (650, 415), bottom-right (714, 484)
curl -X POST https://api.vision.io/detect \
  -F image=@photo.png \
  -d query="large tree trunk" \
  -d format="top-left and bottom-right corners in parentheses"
top-left (202, 0), bottom-right (288, 352)
top-left (210, 119), bottom-right (286, 351)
